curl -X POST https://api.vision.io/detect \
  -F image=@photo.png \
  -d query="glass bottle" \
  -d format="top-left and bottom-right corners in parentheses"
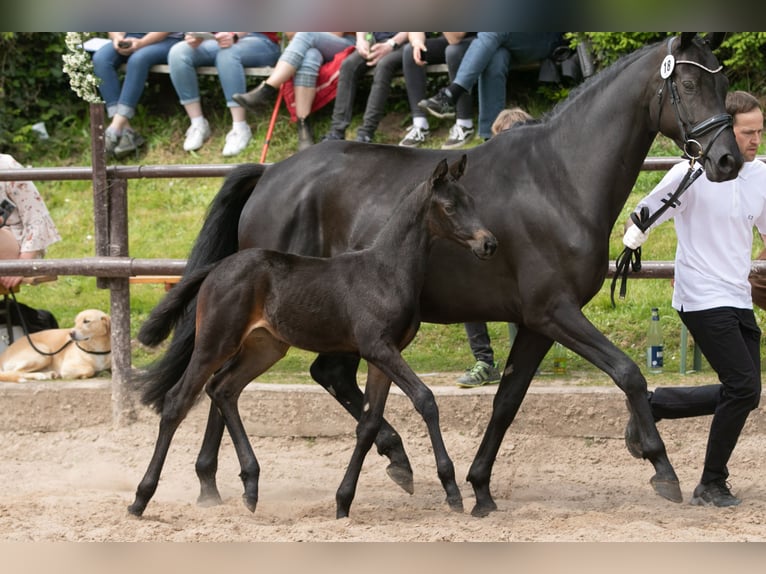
top-left (553, 342), bottom-right (567, 375)
top-left (646, 307), bottom-right (663, 373)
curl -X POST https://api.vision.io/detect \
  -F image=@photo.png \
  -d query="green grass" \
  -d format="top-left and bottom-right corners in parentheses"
top-left (16, 83), bottom-right (766, 383)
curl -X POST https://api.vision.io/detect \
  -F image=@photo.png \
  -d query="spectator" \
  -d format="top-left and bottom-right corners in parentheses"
top-left (457, 106), bottom-right (532, 388)
top-left (399, 33), bottom-right (478, 149)
top-left (622, 90), bottom-right (765, 507)
top-left (418, 33), bottom-right (562, 141)
top-left (92, 33), bottom-right (182, 158)
top-left (168, 32), bottom-right (281, 157)
top-left (0, 154), bottom-right (61, 290)
top-left (233, 32), bottom-right (355, 151)
top-left (322, 32), bottom-right (409, 143)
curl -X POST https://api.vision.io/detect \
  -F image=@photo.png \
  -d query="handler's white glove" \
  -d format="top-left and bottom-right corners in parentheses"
top-left (623, 224), bottom-right (649, 250)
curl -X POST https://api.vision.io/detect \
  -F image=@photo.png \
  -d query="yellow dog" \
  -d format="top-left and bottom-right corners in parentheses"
top-left (0, 309), bottom-right (111, 382)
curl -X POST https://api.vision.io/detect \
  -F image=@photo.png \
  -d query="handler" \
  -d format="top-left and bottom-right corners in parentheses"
top-left (623, 90), bottom-right (765, 507)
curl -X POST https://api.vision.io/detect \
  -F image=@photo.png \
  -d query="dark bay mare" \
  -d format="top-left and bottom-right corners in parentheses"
top-left (139, 34), bottom-right (742, 517)
top-left (129, 157), bottom-right (497, 518)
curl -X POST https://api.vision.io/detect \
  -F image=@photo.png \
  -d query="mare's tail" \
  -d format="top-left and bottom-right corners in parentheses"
top-left (138, 162), bottom-right (267, 347)
top-left (135, 263), bottom-right (217, 412)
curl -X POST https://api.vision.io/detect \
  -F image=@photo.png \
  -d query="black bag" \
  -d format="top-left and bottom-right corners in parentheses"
top-left (0, 299), bottom-right (59, 334)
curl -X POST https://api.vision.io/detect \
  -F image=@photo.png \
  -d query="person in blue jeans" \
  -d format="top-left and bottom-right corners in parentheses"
top-left (168, 32), bottom-right (281, 157)
top-left (93, 32), bottom-right (182, 158)
top-left (322, 32), bottom-right (409, 143)
top-left (234, 32), bottom-right (355, 151)
top-left (418, 32), bottom-right (561, 140)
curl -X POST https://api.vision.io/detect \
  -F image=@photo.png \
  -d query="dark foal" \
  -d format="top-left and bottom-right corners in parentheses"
top-left (129, 156), bottom-right (497, 518)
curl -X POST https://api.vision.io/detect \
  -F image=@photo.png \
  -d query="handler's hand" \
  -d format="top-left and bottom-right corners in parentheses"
top-left (623, 224), bottom-right (649, 250)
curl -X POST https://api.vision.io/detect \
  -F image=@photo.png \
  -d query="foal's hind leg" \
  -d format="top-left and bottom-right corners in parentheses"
top-left (205, 330), bottom-right (289, 513)
top-left (310, 353), bottom-right (414, 494)
top-left (195, 401), bottom-right (226, 507)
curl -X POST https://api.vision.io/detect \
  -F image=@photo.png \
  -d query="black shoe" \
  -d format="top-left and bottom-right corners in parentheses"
top-left (113, 129), bottom-right (146, 159)
top-left (297, 117), bottom-right (313, 151)
top-left (418, 87), bottom-right (456, 119)
top-left (690, 480), bottom-right (741, 507)
top-left (321, 130), bottom-right (345, 142)
top-left (233, 81), bottom-right (277, 112)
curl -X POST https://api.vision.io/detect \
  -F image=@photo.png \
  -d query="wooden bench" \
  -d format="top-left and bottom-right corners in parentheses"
top-left (145, 62), bottom-right (459, 78)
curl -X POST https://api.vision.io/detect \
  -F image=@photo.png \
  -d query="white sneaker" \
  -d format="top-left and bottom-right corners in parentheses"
top-left (183, 119), bottom-right (211, 152)
top-left (441, 123), bottom-right (475, 149)
top-left (222, 125), bottom-right (252, 157)
top-left (398, 125), bottom-right (430, 147)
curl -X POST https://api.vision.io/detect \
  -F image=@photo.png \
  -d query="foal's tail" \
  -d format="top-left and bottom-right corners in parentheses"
top-left (135, 264), bottom-right (216, 412)
top-left (139, 162), bottom-right (266, 347)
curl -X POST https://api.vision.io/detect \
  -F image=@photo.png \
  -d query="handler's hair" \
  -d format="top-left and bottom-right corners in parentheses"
top-left (726, 90), bottom-right (762, 117)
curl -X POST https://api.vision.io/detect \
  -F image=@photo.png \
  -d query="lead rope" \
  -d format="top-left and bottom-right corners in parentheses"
top-left (6, 290), bottom-right (73, 356)
top-left (610, 160), bottom-right (704, 307)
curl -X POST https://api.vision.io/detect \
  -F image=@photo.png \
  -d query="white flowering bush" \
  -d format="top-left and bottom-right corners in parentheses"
top-left (62, 32), bottom-right (102, 104)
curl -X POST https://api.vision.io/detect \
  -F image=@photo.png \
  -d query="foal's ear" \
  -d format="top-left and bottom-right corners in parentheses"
top-left (431, 158), bottom-right (450, 185)
top-left (449, 154), bottom-right (467, 180)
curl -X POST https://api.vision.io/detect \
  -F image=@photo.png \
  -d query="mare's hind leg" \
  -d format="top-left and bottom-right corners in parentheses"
top-left (467, 327), bottom-right (552, 517)
top-left (205, 329), bottom-right (289, 513)
top-left (310, 353), bottom-right (414, 494)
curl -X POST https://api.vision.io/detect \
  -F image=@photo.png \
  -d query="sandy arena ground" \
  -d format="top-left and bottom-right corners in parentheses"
top-left (2, 374), bottom-right (766, 543)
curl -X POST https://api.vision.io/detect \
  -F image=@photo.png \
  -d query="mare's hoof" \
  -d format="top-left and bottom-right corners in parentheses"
top-left (470, 500), bottom-right (498, 518)
top-left (242, 494), bottom-right (258, 513)
top-left (447, 497), bottom-right (464, 513)
top-left (127, 502), bottom-right (145, 517)
top-left (197, 492), bottom-right (224, 507)
top-left (650, 475), bottom-right (683, 503)
top-left (386, 463), bottom-right (414, 495)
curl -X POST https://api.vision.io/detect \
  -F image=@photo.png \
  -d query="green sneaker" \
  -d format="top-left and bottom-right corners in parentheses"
top-left (456, 360), bottom-right (501, 388)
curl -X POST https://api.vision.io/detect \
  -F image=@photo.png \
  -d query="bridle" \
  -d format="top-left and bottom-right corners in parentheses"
top-left (611, 36), bottom-right (733, 306)
top-left (655, 35), bottom-right (732, 163)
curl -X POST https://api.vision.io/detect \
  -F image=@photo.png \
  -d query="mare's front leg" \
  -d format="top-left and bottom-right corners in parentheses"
top-left (206, 330), bottom-right (289, 513)
top-left (467, 327), bottom-right (552, 517)
top-left (372, 349), bottom-right (463, 514)
top-left (310, 353), bottom-right (414, 494)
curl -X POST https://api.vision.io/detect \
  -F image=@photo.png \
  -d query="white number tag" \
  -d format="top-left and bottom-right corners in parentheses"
top-left (660, 55), bottom-right (675, 79)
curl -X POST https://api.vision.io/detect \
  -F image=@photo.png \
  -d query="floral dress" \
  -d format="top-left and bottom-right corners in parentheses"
top-left (0, 154), bottom-right (61, 255)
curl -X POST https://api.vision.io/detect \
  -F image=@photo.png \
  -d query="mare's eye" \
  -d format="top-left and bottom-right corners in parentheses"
top-left (682, 80), bottom-right (696, 92)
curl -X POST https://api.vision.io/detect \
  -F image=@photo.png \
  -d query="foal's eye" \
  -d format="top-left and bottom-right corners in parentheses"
top-left (443, 203), bottom-right (456, 215)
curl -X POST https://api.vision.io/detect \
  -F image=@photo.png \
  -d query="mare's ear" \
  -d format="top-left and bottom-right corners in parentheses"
top-left (705, 33), bottom-right (726, 50)
top-left (431, 158), bottom-right (449, 185)
top-left (449, 154), bottom-right (467, 180)
top-left (679, 33), bottom-right (697, 50)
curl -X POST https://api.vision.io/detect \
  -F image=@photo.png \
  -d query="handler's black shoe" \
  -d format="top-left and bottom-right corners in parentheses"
top-left (690, 480), bottom-right (741, 507)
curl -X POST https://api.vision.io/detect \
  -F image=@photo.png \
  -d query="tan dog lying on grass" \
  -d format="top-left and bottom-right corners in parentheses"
top-left (0, 309), bottom-right (111, 382)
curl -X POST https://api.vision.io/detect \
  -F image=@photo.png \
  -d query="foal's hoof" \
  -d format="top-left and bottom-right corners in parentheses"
top-left (446, 496), bottom-right (464, 513)
top-left (197, 491), bottom-right (224, 508)
top-left (242, 494), bottom-right (258, 513)
top-left (650, 475), bottom-right (683, 503)
top-left (386, 462), bottom-right (414, 495)
top-left (127, 502), bottom-right (145, 517)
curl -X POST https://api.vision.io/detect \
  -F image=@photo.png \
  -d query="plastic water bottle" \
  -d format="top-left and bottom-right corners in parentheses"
top-left (646, 307), bottom-right (663, 373)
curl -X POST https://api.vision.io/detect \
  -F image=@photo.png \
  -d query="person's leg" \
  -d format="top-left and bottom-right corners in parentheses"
top-left (357, 49), bottom-right (402, 140)
top-left (443, 37), bottom-right (475, 149)
top-left (92, 42), bottom-right (126, 117)
top-left (477, 47), bottom-right (511, 140)
top-left (400, 37), bottom-right (448, 146)
top-left (116, 36), bottom-right (179, 121)
top-left (327, 51), bottom-right (368, 138)
top-left (677, 308), bottom-right (761, 486)
top-left (0, 228), bottom-right (20, 260)
top-left (457, 322), bottom-right (500, 387)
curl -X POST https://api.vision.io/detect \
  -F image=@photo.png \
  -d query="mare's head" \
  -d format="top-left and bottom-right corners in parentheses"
top-left (426, 155), bottom-right (497, 260)
top-left (651, 33), bottom-right (742, 181)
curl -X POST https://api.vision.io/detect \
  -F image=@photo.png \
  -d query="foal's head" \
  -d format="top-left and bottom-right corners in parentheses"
top-left (427, 156), bottom-right (497, 260)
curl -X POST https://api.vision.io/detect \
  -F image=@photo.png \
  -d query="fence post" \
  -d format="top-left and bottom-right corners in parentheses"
top-left (108, 177), bottom-right (136, 426)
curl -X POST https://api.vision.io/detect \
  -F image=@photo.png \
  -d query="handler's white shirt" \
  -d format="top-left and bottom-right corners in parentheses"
top-left (637, 159), bottom-right (766, 312)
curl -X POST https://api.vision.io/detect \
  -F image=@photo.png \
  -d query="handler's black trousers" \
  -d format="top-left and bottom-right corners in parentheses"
top-left (649, 307), bottom-right (761, 485)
